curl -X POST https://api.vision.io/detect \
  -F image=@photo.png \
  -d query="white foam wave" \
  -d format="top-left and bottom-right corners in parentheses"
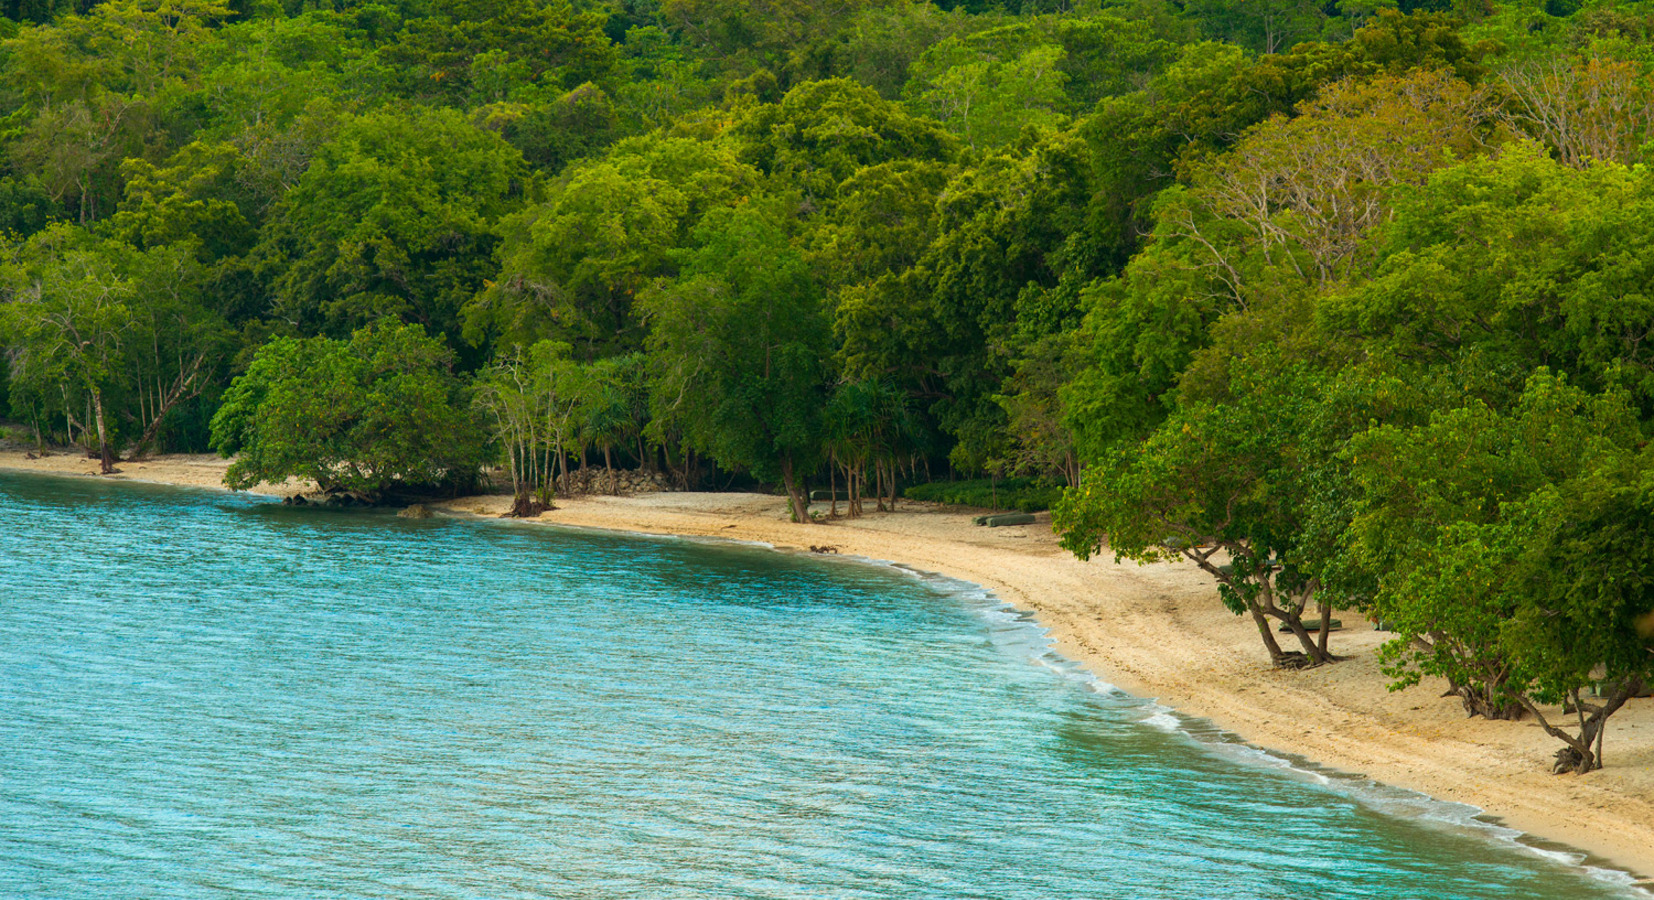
top-left (1141, 711), bottom-right (1181, 732)
top-left (754, 545), bottom-right (1654, 897)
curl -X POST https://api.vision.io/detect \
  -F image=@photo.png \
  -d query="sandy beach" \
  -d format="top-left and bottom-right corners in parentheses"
top-left (5, 450), bottom-right (1652, 884)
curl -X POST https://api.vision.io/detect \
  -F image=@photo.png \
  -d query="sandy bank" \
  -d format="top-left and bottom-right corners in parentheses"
top-left (0, 450), bottom-right (309, 496)
top-left (3, 451), bottom-right (1650, 882)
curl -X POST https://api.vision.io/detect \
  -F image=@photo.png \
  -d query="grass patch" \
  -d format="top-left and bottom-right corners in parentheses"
top-left (901, 477), bottom-right (1065, 512)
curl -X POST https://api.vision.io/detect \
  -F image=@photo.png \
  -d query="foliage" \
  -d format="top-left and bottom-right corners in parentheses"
top-left (251, 108), bottom-right (526, 359)
top-left (381, 0), bottom-right (619, 104)
top-left (1, 223), bottom-right (229, 461)
top-left (902, 476), bottom-right (1062, 512)
top-left (3, 0), bottom-right (1651, 774)
top-left (641, 202), bottom-right (828, 521)
top-left (469, 133), bottom-right (757, 354)
top-left (1056, 349), bottom-right (1341, 667)
top-left (209, 319), bottom-right (486, 495)
top-left (1341, 372), bottom-right (1649, 764)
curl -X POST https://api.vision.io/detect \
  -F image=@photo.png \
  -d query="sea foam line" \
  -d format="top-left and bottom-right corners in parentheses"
top-left (845, 555), bottom-right (1654, 898)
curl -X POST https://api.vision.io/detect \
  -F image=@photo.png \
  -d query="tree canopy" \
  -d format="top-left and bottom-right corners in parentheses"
top-left (209, 320), bottom-right (485, 495)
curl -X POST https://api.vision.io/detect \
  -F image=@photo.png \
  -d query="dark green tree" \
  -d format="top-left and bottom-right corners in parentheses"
top-left (642, 203), bottom-right (829, 522)
top-left (210, 319), bottom-right (486, 496)
top-left (382, 0), bottom-right (619, 103)
top-left (250, 108), bottom-right (526, 361)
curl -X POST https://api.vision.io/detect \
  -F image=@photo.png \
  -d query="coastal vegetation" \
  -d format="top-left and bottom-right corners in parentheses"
top-left (1, 0), bottom-right (1652, 771)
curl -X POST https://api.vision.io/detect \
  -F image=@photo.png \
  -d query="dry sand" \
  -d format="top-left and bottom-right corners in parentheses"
top-left (0, 450), bottom-right (310, 495)
top-left (4, 451), bottom-right (1652, 883)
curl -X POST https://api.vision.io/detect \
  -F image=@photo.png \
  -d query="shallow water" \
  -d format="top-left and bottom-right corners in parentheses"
top-left (0, 472), bottom-right (1641, 899)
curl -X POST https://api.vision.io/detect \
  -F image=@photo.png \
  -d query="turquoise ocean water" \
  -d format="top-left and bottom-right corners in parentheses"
top-left (0, 472), bottom-right (1644, 899)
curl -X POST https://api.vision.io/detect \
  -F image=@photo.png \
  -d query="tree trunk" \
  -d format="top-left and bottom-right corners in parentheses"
top-left (1259, 576), bottom-right (1335, 667)
top-left (1275, 610), bottom-right (1334, 666)
top-left (91, 388), bottom-right (113, 474)
top-left (1447, 679), bottom-right (1526, 721)
top-left (127, 352), bottom-right (207, 460)
top-left (1249, 605), bottom-right (1291, 667)
top-left (1274, 605), bottom-right (1336, 666)
top-left (1525, 677), bottom-right (1642, 774)
top-left (1316, 597), bottom-right (1332, 659)
top-left (779, 456), bottom-right (812, 524)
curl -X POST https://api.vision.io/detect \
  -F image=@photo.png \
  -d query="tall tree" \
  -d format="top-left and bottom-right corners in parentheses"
top-left (642, 203), bottom-right (828, 522)
top-left (251, 107), bottom-right (526, 360)
top-left (469, 134), bottom-right (759, 355)
top-left (1, 228), bottom-right (132, 471)
top-left (382, 0), bottom-right (619, 104)
top-left (473, 340), bottom-right (587, 514)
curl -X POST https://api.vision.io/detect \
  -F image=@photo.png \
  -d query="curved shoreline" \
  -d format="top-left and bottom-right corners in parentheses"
top-left (460, 496), bottom-right (1654, 889)
top-left (3, 452), bottom-right (1652, 885)
top-left (444, 492), bottom-right (1654, 887)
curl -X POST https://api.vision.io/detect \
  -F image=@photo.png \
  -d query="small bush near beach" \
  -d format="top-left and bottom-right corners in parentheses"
top-left (903, 478), bottom-right (1063, 513)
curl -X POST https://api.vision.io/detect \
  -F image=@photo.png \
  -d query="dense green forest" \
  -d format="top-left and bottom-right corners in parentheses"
top-left (2, 0), bottom-right (1653, 772)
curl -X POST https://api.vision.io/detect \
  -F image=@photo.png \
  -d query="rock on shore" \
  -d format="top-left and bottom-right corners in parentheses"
top-left (555, 467), bottom-right (676, 496)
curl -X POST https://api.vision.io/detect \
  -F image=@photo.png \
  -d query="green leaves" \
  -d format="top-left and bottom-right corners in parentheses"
top-left (381, 0), bottom-right (619, 104)
top-left (910, 36), bottom-right (1069, 151)
top-left (211, 319), bottom-right (485, 495)
top-left (1343, 372), bottom-right (1645, 699)
top-left (470, 133), bottom-right (758, 353)
top-left (253, 107), bottom-right (525, 355)
top-left (734, 78), bottom-right (956, 201)
top-left (641, 201), bottom-right (828, 504)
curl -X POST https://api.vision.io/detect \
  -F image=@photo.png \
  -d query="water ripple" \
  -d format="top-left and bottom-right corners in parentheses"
top-left (0, 473), bottom-right (1641, 899)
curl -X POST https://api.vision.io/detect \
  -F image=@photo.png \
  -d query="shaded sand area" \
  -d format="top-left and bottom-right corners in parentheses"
top-left (4, 450), bottom-right (1651, 881)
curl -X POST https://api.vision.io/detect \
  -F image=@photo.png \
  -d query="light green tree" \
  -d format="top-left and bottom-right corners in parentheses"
top-left (1, 226), bottom-right (133, 472)
top-left (468, 134), bottom-right (758, 354)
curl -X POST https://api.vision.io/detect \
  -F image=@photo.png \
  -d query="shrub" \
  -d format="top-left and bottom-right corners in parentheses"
top-left (901, 477), bottom-right (1063, 512)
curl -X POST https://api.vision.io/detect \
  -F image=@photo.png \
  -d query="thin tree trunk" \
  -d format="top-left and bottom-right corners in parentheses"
top-left (1249, 604), bottom-right (1289, 666)
top-left (129, 352), bottom-right (207, 459)
top-left (780, 455), bottom-right (812, 524)
top-left (1316, 596), bottom-right (1332, 659)
top-left (91, 388), bottom-right (113, 474)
